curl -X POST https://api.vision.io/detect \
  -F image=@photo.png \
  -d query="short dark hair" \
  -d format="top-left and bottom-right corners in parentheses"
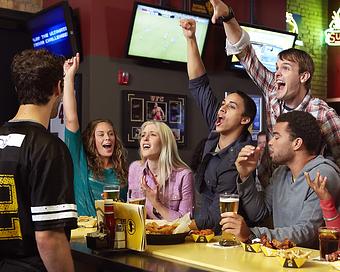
top-left (11, 49), bottom-right (64, 105)
top-left (278, 48), bottom-right (314, 90)
top-left (276, 111), bottom-right (321, 155)
top-left (229, 91), bottom-right (257, 131)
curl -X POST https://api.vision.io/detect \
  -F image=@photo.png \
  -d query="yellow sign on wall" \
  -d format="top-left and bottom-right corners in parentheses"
top-left (325, 8), bottom-right (340, 46)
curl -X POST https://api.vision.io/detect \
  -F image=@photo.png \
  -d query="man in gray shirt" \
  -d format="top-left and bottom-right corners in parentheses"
top-left (220, 111), bottom-right (340, 248)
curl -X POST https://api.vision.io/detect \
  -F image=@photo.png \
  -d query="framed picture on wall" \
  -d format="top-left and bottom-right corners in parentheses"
top-left (122, 90), bottom-right (187, 147)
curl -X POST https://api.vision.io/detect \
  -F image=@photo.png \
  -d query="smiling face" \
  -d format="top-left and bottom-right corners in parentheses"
top-left (94, 122), bottom-right (116, 158)
top-left (140, 124), bottom-right (162, 160)
top-left (274, 58), bottom-right (307, 102)
top-left (215, 93), bottom-right (248, 135)
top-left (268, 122), bottom-right (294, 165)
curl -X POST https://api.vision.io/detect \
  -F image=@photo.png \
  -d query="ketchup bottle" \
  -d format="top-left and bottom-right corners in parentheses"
top-left (104, 199), bottom-right (115, 248)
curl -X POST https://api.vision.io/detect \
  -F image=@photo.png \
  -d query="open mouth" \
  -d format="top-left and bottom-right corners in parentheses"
top-left (215, 115), bottom-right (224, 127)
top-left (143, 143), bottom-right (151, 150)
top-left (102, 144), bottom-right (112, 150)
top-left (276, 80), bottom-right (286, 90)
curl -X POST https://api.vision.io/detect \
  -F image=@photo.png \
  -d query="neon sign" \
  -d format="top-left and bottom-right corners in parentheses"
top-left (325, 8), bottom-right (340, 46)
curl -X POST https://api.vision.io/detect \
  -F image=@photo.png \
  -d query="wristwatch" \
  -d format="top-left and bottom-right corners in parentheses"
top-left (245, 231), bottom-right (257, 244)
top-left (218, 6), bottom-right (235, 23)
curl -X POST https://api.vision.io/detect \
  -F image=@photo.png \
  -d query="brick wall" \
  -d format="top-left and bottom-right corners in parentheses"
top-left (287, 0), bottom-right (328, 98)
top-left (0, 0), bottom-right (42, 12)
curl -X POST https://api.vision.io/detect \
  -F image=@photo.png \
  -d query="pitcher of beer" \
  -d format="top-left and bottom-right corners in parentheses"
top-left (219, 193), bottom-right (239, 246)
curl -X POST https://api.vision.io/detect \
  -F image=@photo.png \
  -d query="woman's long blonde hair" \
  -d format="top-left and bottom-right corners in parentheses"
top-left (139, 121), bottom-right (189, 188)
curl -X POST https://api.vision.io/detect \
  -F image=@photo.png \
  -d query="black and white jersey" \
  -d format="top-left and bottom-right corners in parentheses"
top-left (0, 121), bottom-right (77, 259)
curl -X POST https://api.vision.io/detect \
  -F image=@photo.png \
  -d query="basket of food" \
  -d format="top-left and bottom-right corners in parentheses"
top-left (145, 215), bottom-right (191, 245)
top-left (277, 248), bottom-right (311, 268)
top-left (260, 235), bottom-right (295, 257)
top-left (191, 229), bottom-right (215, 243)
top-left (240, 238), bottom-right (262, 253)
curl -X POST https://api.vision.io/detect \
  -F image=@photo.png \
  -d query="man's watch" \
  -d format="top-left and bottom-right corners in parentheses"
top-left (245, 231), bottom-right (257, 243)
top-left (218, 6), bottom-right (235, 23)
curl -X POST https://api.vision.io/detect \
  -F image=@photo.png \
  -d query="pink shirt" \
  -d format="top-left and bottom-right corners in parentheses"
top-left (128, 160), bottom-right (194, 221)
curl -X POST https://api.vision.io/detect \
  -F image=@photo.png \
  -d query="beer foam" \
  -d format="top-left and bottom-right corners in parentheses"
top-left (104, 189), bottom-right (120, 192)
top-left (220, 198), bottom-right (239, 202)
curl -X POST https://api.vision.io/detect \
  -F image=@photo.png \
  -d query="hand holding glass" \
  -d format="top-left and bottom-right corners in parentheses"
top-left (219, 193), bottom-right (239, 245)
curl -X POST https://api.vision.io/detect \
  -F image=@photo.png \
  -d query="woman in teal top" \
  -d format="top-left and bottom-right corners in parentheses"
top-left (63, 54), bottom-right (128, 216)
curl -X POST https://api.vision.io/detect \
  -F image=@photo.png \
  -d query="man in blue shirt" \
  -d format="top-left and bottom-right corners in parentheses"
top-left (180, 19), bottom-right (257, 233)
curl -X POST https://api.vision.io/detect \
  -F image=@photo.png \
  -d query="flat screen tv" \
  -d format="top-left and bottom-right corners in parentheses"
top-left (26, 1), bottom-right (80, 58)
top-left (230, 23), bottom-right (297, 72)
top-left (126, 2), bottom-right (210, 66)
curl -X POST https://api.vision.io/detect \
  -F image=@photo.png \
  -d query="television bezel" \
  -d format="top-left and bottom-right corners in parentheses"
top-left (126, 2), bottom-right (210, 68)
top-left (26, 1), bottom-right (80, 59)
top-left (229, 23), bottom-right (297, 72)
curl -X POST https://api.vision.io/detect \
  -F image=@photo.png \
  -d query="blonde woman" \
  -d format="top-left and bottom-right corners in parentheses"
top-left (128, 121), bottom-right (194, 221)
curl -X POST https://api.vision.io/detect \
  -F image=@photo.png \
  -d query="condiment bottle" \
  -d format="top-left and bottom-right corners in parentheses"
top-left (104, 199), bottom-right (115, 248)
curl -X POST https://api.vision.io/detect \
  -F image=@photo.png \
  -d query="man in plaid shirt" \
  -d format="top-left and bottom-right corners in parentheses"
top-left (209, 0), bottom-right (340, 167)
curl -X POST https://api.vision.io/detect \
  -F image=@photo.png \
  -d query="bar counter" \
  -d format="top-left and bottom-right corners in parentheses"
top-left (71, 237), bottom-right (334, 272)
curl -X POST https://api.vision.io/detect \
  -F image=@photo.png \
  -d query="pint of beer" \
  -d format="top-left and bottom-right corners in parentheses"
top-left (103, 185), bottom-right (120, 201)
top-left (129, 197), bottom-right (146, 206)
top-left (219, 193), bottom-right (239, 244)
top-left (219, 193), bottom-right (239, 213)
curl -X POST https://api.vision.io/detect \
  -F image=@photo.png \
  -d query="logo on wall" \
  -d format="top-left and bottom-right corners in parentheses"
top-left (325, 8), bottom-right (340, 46)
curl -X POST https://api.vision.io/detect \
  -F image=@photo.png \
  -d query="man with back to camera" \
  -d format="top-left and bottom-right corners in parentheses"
top-left (220, 111), bottom-right (340, 248)
top-left (180, 18), bottom-right (258, 233)
top-left (0, 49), bottom-right (77, 271)
top-left (208, 0), bottom-right (340, 167)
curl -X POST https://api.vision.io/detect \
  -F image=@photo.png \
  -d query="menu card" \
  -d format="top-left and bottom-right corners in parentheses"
top-left (95, 200), bottom-right (146, 252)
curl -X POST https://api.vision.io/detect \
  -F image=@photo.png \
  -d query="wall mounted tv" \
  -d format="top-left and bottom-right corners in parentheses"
top-left (230, 23), bottom-right (297, 72)
top-left (126, 2), bottom-right (210, 66)
top-left (26, 1), bottom-right (80, 58)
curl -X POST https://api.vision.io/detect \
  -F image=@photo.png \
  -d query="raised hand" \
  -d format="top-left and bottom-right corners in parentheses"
top-left (209, 0), bottom-right (229, 24)
top-left (63, 53), bottom-right (79, 79)
top-left (304, 171), bottom-right (331, 201)
top-left (179, 18), bottom-right (196, 39)
top-left (236, 145), bottom-right (262, 180)
top-left (141, 174), bottom-right (160, 207)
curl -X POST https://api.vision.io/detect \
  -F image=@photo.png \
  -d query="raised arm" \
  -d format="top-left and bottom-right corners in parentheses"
top-left (180, 19), bottom-right (205, 80)
top-left (36, 229), bottom-right (74, 272)
top-left (63, 53), bottom-right (80, 132)
top-left (210, 0), bottom-right (242, 44)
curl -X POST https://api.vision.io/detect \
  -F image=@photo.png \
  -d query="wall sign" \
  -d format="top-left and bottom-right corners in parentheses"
top-left (325, 8), bottom-right (340, 46)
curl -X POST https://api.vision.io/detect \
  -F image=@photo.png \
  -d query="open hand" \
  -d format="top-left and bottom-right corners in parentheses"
top-left (304, 171), bottom-right (331, 201)
top-left (236, 145), bottom-right (262, 180)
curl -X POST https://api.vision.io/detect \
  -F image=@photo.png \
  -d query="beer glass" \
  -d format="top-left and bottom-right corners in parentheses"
top-left (103, 184), bottom-right (120, 201)
top-left (318, 227), bottom-right (339, 259)
top-left (219, 193), bottom-right (239, 246)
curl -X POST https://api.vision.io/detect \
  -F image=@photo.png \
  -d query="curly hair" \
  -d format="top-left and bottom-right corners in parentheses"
top-left (11, 49), bottom-right (64, 105)
top-left (276, 111), bottom-right (321, 155)
top-left (82, 119), bottom-right (128, 186)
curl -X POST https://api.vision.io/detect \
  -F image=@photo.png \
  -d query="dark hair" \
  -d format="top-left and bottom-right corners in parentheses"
top-left (276, 111), bottom-right (321, 155)
top-left (229, 91), bottom-right (257, 131)
top-left (278, 48), bottom-right (314, 90)
top-left (11, 49), bottom-right (64, 105)
top-left (82, 119), bottom-right (128, 185)
top-left (257, 131), bottom-right (268, 140)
